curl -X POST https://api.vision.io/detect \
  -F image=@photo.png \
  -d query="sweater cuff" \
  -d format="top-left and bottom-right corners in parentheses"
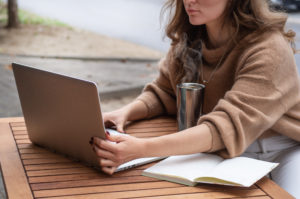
top-left (202, 121), bottom-right (225, 152)
top-left (135, 91), bottom-right (164, 118)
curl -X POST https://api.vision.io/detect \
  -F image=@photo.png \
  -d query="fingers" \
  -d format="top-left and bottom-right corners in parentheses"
top-left (93, 137), bottom-right (117, 153)
top-left (105, 120), bottom-right (125, 133)
top-left (106, 133), bottom-right (127, 143)
top-left (116, 123), bottom-right (125, 133)
top-left (102, 166), bottom-right (116, 175)
top-left (91, 134), bottom-right (135, 176)
top-left (102, 111), bottom-right (127, 132)
top-left (99, 158), bottom-right (117, 167)
top-left (91, 136), bottom-right (121, 175)
top-left (93, 145), bottom-right (115, 160)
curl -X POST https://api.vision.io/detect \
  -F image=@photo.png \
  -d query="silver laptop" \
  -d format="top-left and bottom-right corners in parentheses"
top-left (12, 63), bottom-right (163, 172)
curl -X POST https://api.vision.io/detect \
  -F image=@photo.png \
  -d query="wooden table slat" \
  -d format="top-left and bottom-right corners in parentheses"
top-left (12, 130), bottom-right (28, 135)
top-left (127, 122), bottom-right (177, 129)
top-left (17, 143), bottom-right (37, 149)
top-left (0, 117), bottom-right (24, 123)
top-left (11, 126), bottom-right (27, 131)
top-left (31, 176), bottom-right (160, 191)
top-left (21, 152), bottom-right (72, 160)
top-left (23, 157), bottom-right (74, 165)
top-left (14, 134), bottom-right (30, 139)
top-left (20, 148), bottom-right (51, 154)
top-left (16, 139), bottom-right (33, 144)
top-left (33, 181), bottom-right (182, 198)
top-left (33, 182), bottom-right (258, 198)
top-left (27, 167), bottom-right (96, 177)
top-left (230, 197), bottom-right (271, 199)
top-left (40, 187), bottom-right (264, 199)
top-left (28, 169), bottom-right (143, 183)
top-left (126, 127), bottom-right (177, 134)
top-left (25, 162), bottom-right (85, 171)
top-left (10, 122), bottom-right (26, 127)
top-left (256, 177), bottom-right (294, 199)
top-left (25, 160), bottom-right (157, 172)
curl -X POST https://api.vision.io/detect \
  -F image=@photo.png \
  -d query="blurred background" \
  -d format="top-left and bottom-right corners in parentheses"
top-left (0, 0), bottom-right (299, 118)
top-left (15, 0), bottom-right (171, 52)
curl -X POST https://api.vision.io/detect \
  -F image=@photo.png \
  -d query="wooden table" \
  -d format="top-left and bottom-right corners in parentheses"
top-left (0, 117), bottom-right (295, 199)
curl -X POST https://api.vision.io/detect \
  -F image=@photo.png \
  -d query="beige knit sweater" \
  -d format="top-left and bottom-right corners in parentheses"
top-left (136, 31), bottom-right (300, 158)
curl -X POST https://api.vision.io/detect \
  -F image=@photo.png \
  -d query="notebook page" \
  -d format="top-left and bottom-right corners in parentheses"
top-left (207, 157), bottom-right (278, 187)
top-left (143, 153), bottom-right (223, 182)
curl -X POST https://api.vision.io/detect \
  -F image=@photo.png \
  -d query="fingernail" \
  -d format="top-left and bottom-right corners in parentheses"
top-left (89, 137), bottom-right (94, 145)
top-left (105, 131), bottom-right (110, 136)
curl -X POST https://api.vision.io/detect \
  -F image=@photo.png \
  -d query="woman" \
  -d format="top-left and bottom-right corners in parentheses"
top-left (91, 0), bottom-right (300, 197)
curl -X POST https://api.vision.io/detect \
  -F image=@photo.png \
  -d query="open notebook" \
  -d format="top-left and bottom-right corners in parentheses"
top-left (143, 153), bottom-right (278, 187)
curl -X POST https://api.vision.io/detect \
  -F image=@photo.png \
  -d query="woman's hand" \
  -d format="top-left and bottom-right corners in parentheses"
top-left (91, 123), bottom-right (213, 175)
top-left (103, 100), bottom-right (149, 133)
top-left (92, 132), bottom-right (145, 175)
top-left (103, 109), bottom-right (128, 133)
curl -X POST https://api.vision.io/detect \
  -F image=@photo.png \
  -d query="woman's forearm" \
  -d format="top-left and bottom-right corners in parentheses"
top-left (141, 124), bottom-right (212, 157)
top-left (122, 100), bottom-right (148, 121)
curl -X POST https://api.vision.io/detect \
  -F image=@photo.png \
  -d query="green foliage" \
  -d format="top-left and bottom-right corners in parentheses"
top-left (18, 9), bottom-right (68, 27)
top-left (0, 0), bottom-right (69, 27)
top-left (0, 0), bottom-right (6, 25)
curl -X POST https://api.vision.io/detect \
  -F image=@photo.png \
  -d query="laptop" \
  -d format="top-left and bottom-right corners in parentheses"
top-left (12, 63), bottom-right (163, 172)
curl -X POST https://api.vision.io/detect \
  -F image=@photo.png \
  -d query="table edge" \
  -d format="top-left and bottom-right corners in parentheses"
top-left (256, 176), bottom-right (295, 198)
top-left (0, 122), bottom-right (33, 199)
top-left (0, 117), bottom-right (24, 123)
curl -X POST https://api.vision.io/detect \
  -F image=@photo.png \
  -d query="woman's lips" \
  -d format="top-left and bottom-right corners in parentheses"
top-left (187, 9), bottom-right (198, 15)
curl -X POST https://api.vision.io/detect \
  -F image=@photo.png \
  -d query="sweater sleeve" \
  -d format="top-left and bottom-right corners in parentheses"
top-left (135, 55), bottom-right (177, 118)
top-left (198, 33), bottom-right (300, 158)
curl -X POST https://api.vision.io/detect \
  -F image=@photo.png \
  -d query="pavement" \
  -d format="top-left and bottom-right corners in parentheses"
top-left (0, 54), bottom-right (160, 118)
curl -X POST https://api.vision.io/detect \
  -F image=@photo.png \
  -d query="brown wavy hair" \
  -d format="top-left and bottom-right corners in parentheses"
top-left (162, 0), bottom-right (296, 83)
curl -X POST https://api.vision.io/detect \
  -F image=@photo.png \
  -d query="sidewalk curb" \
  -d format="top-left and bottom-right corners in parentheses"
top-left (0, 53), bottom-right (161, 63)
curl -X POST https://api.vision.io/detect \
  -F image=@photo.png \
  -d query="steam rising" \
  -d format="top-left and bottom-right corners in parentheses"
top-left (174, 33), bottom-right (203, 83)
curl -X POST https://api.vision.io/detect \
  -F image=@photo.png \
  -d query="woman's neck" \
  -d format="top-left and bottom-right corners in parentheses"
top-left (205, 20), bottom-right (232, 48)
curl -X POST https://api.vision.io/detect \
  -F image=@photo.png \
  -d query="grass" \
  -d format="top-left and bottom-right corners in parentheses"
top-left (0, 0), bottom-right (69, 27)
top-left (18, 9), bottom-right (69, 27)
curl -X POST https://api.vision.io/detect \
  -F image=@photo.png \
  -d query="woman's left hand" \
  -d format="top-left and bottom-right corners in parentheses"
top-left (91, 132), bottom-right (145, 175)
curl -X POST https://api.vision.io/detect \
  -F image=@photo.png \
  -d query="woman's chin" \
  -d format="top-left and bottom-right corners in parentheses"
top-left (188, 18), bottom-right (204, 26)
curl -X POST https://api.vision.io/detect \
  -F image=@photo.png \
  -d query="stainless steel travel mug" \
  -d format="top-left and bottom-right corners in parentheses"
top-left (177, 83), bottom-right (205, 131)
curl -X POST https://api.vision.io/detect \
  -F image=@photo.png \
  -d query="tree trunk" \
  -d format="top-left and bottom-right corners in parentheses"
top-left (7, 0), bottom-right (20, 28)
